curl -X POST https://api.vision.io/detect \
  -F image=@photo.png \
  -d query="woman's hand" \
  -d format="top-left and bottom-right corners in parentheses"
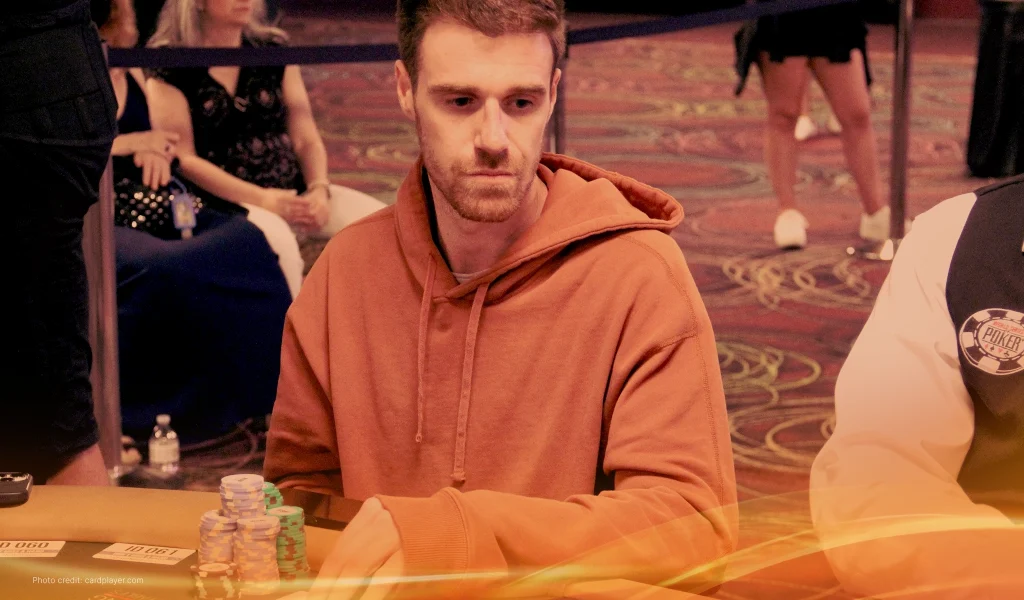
top-left (134, 151), bottom-right (173, 189)
top-left (298, 185), bottom-right (331, 232)
top-left (261, 187), bottom-right (331, 232)
top-left (261, 188), bottom-right (309, 226)
top-left (125, 130), bottom-right (180, 161)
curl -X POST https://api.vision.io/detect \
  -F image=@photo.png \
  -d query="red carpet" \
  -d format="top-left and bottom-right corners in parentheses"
top-left (183, 13), bottom-right (996, 598)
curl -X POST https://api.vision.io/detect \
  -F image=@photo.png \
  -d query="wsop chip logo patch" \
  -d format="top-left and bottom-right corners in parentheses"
top-left (960, 308), bottom-right (1024, 375)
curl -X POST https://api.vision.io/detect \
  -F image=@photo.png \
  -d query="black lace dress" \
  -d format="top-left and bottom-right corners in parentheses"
top-left (150, 36), bottom-right (306, 213)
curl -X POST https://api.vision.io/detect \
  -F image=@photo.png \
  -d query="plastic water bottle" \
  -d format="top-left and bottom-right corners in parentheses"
top-left (148, 414), bottom-right (180, 474)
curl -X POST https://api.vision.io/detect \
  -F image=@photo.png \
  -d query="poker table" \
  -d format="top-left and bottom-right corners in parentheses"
top-left (0, 486), bottom-right (716, 600)
top-left (0, 485), bottom-right (360, 600)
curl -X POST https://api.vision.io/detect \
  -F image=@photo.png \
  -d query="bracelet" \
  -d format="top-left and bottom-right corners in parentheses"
top-left (306, 179), bottom-right (331, 192)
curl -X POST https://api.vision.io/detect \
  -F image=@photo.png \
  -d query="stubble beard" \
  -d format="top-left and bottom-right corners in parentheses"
top-left (444, 168), bottom-right (532, 223)
top-left (419, 125), bottom-right (537, 224)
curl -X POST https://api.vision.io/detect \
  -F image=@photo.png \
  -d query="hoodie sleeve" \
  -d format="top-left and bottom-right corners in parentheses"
top-left (378, 235), bottom-right (738, 596)
top-left (810, 193), bottom-right (1024, 599)
top-left (264, 244), bottom-right (343, 496)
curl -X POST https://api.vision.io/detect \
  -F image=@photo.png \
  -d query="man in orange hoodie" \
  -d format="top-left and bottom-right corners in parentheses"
top-left (264, 0), bottom-right (738, 597)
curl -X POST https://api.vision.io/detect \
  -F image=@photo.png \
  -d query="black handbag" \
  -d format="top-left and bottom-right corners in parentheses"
top-left (733, 19), bottom-right (759, 97)
top-left (114, 175), bottom-right (204, 240)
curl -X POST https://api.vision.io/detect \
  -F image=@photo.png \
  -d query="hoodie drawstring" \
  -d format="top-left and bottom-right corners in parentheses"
top-left (415, 258), bottom-right (437, 443)
top-left (452, 284), bottom-right (488, 483)
top-left (414, 255), bottom-right (488, 485)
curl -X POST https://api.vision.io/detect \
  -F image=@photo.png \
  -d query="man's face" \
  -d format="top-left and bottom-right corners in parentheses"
top-left (396, 20), bottom-right (560, 223)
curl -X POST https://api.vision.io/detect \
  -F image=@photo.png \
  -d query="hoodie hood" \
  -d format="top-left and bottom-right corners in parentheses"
top-left (394, 152), bottom-right (683, 301)
top-left (393, 152), bottom-right (684, 482)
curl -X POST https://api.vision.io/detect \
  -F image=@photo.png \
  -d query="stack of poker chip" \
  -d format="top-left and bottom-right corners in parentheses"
top-left (263, 481), bottom-right (284, 510)
top-left (234, 515), bottom-right (281, 595)
top-left (191, 562), bottom-right (240, 599)
top-left (199, 510), bottom-right (236, 564)
top-left (268, 506), bottom-right (310, 579)
top-left (220, 474), bottom-right (267, 519)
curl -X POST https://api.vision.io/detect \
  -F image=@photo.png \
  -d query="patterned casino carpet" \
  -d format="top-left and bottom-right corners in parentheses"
top-left (175, 12), bottom-right (996, 599)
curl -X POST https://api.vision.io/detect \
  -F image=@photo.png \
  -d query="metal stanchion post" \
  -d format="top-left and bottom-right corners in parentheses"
top-left (889, 0), bottom-right (914, 242)
top-left (84, 159), bottom-right (127, 483)
top-left (852, 0), bottom-right (914, 260)
top-left (85, 45), bottom-right (127, 483)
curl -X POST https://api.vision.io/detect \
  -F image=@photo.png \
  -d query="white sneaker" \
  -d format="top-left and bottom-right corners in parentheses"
top-left (826, 114), bottom-right (842, 135)
top-left (794, 115), bottom-right (817, 141)
top-left (774, 208), bottom-right (809, 249)
top-left (860, 206), bottom-right (913, 242)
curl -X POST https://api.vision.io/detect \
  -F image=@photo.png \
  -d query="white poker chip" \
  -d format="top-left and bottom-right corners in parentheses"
top-left (199, 563), bottom-right (231, 574)
top-left (221, 474), bottom-right (264, 488)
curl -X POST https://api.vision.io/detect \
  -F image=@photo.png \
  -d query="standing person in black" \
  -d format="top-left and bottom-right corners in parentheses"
top-left (734, 2), bottom-right (893, 250)
top-left (0, 0), bottom-right (118, 484)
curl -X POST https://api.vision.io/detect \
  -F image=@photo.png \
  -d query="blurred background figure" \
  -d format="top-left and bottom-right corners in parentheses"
top-left (144, 0), bottom-right (387, 294)
top-left (97, 0), bottom-right (293, 447)
top-left (736, 1), bottom-right (891, 250)
top-left (966, 0), bottom-right (1024, 178)
top-left (132, 0), bottom-right (278, 48)
top-left (0, 0), bottom-right (119, 484)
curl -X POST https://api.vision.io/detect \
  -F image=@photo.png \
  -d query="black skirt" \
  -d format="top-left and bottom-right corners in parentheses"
top-left (734, 3), bottom-right (872, 96)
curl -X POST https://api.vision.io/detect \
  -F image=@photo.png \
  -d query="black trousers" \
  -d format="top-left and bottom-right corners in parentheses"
top-left (0, 6), bottom-right (117, 481)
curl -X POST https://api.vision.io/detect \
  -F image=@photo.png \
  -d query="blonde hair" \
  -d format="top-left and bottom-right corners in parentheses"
top-left (147, 0), bottom-right (288, 48)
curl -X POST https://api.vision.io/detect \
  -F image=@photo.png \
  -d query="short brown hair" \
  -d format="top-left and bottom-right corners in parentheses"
top-left (397, 0), bottom-right (567, 86)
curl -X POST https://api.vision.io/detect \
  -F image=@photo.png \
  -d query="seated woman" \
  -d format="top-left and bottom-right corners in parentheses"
top-left (144, 0), bottom-right (387, 295)
top-left (100, 0), bottom-right (292, 444)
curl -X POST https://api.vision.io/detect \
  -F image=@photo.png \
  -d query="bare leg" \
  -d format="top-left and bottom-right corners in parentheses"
top-left (810, 50), bottom-right (885, 215)
top-left (47, 444), bottom-right (110, 486)
top-left (758, 54), bottom-right (812, 211)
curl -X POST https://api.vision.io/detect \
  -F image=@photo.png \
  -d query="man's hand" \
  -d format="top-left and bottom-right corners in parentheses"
top-left (309, 497), bottom-right (404, 600)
